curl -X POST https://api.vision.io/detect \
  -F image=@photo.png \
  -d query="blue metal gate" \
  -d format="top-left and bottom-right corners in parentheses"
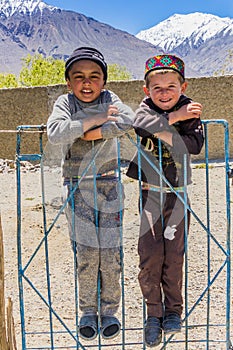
top-left (16, 120), bottom-right (232, 349)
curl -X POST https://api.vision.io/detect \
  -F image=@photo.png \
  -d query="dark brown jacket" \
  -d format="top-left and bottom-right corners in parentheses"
top-left (126, 95), bottom-right (204, 187)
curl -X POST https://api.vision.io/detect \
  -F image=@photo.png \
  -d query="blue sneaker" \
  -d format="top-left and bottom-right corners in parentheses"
top-left (144, 316), bottom-right (162, 347)
top-left (163, 313), bottom-right (182, 335)
top-left (101, 315), bottom-right (121, 339)
top-left (79, 314), bottom-right (98, 340)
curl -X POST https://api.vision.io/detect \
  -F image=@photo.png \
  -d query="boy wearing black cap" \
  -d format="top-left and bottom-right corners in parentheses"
top-left (47, 47), bottom-right (135, 341)
top-left (126, 54), bottom-right (204, 347)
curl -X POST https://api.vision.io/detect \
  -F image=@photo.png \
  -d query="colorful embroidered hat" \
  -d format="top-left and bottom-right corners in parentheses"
top-left (144, 54), bottom-right (185, 79)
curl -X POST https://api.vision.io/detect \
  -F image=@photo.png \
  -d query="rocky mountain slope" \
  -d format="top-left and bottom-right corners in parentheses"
top-left (0, 1), bottom-right (232, 78)
top-left (0, 0), bottom-right (162, 79)
top-left (136, 13), bottom-right (233, 76)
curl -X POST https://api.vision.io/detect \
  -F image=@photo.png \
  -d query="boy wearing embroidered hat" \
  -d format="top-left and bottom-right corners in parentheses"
top-left (47, 47), bottom-right (135, 341)
top-left (126, 54), bottom-right (204, 346)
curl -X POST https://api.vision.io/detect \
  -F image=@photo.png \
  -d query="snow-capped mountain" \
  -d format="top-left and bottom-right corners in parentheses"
top-left (0, 1), bottom-right (232, 78)
top-left (0, 0), bottom-right (162, 79)
top-left (136, 13), bottom-right (233, 52)
top-left (0, 0), bottom-right (55, 17)
top-left (136, 13), bottom-right (233, 76)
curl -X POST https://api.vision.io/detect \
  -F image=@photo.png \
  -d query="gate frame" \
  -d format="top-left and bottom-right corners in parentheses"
top-left (15, 120), bottom-right (232, 349)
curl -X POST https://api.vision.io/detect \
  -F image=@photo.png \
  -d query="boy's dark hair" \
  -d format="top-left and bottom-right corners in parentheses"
top-left (65, 47), bottom-right (108, 83)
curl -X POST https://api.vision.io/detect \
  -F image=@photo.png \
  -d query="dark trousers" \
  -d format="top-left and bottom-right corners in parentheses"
top-left (138, 190), bottom-right (190, 318)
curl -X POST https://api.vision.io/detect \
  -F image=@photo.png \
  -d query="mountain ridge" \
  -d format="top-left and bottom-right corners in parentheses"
top-left (0, 0), bottom-right (56, 17)
top-left (136, 12), bottom-right (233, 76)
top-left (0, 0), bottom-right (164, 79)
top-left (0, 1), bottom-right (232, 78)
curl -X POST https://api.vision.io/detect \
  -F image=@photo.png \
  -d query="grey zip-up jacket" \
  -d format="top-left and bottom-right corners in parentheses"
top-left (47, 89), bottom-right (135, 178)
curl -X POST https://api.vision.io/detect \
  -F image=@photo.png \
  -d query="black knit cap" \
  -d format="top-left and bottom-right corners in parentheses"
top-left (65, 46), bottom-right (108, 83)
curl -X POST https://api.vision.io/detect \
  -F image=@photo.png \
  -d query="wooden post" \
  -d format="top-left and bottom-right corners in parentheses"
top-left (7, 297), bottom-right (17, 350)
top-left (0, 213), bottom-right (8, 350)
top-left (0, 214), bottom-right (17, 350)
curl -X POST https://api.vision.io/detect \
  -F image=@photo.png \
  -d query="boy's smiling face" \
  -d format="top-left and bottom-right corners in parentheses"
top-left (144, 71), bottom-right (187, 111)
top-left (66, 59), bottom-right (105, 102)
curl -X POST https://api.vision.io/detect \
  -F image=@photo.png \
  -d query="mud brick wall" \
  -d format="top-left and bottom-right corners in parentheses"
top-left (0, 76), bottom-right (232, 161)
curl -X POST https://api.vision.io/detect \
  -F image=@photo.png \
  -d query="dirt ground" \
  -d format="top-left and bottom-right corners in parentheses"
top-left (1, 161), bottom-right (233, 350)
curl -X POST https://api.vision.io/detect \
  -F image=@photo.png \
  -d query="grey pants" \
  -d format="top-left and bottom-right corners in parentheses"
top-left (63, 178), bottom-right (124, 315)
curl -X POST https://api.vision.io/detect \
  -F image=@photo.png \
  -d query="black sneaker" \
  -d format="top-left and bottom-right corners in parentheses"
top-left (163, 313), bottom-right (182, 335)
top-left (144, 316), bottom-right (162, 347)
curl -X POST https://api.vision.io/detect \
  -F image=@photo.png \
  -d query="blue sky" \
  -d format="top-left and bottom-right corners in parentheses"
top-left (45, 0), bottom-right (233, 34)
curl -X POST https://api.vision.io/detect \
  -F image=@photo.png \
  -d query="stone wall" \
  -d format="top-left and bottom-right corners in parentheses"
top-left (0, 76), bottom-right (232, 161)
